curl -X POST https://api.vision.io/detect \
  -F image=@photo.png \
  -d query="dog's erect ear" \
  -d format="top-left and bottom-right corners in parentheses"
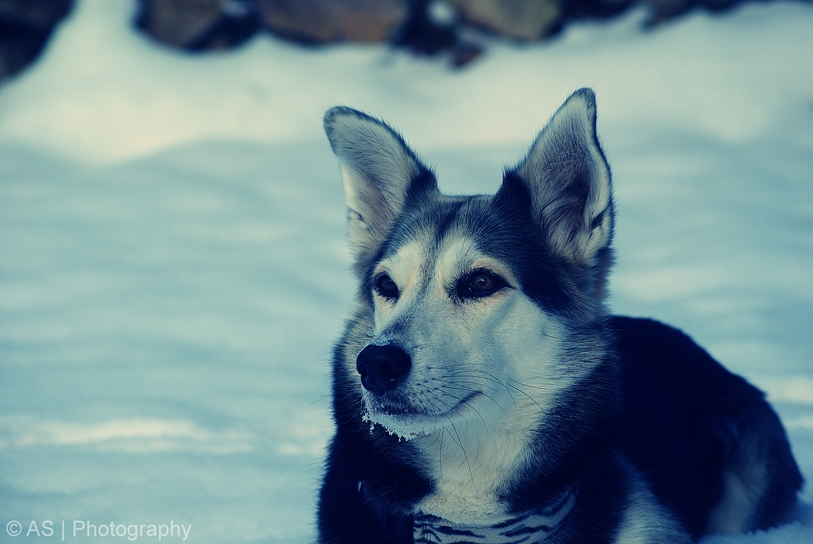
top-left (324, 107), bottom-right (435, 269)
top-left (510, 88), bottom-right (613, 266)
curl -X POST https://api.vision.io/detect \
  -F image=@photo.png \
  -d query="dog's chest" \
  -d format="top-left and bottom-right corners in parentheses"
top-left (412, 489), bottom-right (575, 544)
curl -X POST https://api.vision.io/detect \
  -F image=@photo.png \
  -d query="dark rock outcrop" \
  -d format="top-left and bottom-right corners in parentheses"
top-left (0, 0), bottom-right (807, 83)
top-left (0, 0), bottom-right (74, 81)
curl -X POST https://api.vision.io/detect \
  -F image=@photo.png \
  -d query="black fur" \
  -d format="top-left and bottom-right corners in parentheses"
top-left (611, 317), bottom-right (803, 537)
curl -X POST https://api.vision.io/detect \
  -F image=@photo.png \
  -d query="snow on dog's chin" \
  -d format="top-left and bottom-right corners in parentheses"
top-left (360, 390), bottom-right (483, 440)
top-left (361, 405), bottom-right (444, 441)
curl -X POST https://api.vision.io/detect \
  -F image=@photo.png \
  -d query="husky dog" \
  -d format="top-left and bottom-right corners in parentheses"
top-left (317, 89), bottom-right (803, 544)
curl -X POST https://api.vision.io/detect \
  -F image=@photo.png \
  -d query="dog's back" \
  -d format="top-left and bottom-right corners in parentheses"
top-left (612, 317), bottom-right (801, 538)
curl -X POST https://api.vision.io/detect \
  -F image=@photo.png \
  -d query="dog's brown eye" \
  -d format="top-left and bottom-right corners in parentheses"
top-left (374, 274), bottom-right (399, 299)
top-left (459, 270), bottom-right (507, 299)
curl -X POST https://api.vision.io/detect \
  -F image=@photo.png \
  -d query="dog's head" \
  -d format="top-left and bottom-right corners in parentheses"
top-left (324, 89), bottom-right (613, 440)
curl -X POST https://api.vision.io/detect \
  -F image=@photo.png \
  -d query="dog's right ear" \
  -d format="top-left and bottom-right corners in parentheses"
top-left (324, 107), bottom-right (435, 271)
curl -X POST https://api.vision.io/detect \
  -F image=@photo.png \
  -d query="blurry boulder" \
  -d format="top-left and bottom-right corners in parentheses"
top-left (560, 0), bottom-right (633, 20)
top-left (0, 0), bottom-right (73, 25)
top-left (138, 0), bottom-right (222, 48)
top-left (446, 0), bottom-right (561, 40)
top-left (601, 0), bottom-right (751, 26)
top-left (638, 0), bottom-right (693, 24)
top-left (255, 0), bottom-right (409, 43)
top-left (388, 0), bottom-right (482, 68)
top-left (135, 0), bottom-right (259, 50)
top-left (395, 0), bottom-right (458, 55)
top-left (0, 0), bottom-right (74, 82)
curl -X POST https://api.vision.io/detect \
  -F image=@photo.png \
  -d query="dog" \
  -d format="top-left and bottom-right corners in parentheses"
top-left (317, 89), bottom-right (803, 543)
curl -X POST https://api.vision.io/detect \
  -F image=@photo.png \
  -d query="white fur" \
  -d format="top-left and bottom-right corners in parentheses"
top-left (704, 447), bottom-right (768, 534)
top-left (614, 458), bottom-right (692, 544)
top-left (371, 239), bottom-right (427, 330)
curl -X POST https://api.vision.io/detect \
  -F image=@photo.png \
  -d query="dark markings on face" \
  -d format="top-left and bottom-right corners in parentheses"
top-left (361, 170), bottom-right (586, 321)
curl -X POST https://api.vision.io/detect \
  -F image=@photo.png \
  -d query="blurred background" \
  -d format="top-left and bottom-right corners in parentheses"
top-left (0, 1), bottom-right (812, 542)
top-left (1, 0), bottom-right (793, 81)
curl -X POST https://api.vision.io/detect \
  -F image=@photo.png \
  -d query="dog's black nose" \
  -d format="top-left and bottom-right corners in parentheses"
top-left (356, 344), bottom-right (411, 393)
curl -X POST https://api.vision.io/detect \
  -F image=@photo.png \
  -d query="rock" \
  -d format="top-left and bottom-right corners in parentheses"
top-left (0, 0), bottom-right (73, 26)
top-left (135, 0), bottom-right (260, 50)
top-left (394, 0), bottom-right (458, 55)
top-left (392, 0), bottom-right (485, 69)
top-left (0, 0), bottom-right (74, 82)
top-left (446, 0), bottom-right (561, 40)
top-left (638, 0), bottom-right (745, 26)
top-left (255, 0), bottom-right (409, 43)
top-left (137, 0), bottom-right (226, 48)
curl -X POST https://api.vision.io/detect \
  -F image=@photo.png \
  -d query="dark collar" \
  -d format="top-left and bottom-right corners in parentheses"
top-left (359, 481), bottom-right (576, 544)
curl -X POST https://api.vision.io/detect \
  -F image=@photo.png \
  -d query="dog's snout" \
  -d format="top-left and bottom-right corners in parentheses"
top-left (356, 344), bottom-right (411, 393)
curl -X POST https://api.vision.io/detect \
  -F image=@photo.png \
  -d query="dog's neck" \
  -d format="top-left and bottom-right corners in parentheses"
top-left (413, 488), bottom-right (576, 544)
top-left (410, 402), bottom-right (545, 524)
top-left (361, 479), bottom-right (576, 544)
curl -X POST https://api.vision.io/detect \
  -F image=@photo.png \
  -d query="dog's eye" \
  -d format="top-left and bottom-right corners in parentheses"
top-left (458, 270), bottom-right (507, 299)
top-left (374, 274), bottom-right (399, 300)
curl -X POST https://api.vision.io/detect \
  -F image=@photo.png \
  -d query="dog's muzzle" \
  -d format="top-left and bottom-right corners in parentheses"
top-left (356, 344), bottom-right (411, 393)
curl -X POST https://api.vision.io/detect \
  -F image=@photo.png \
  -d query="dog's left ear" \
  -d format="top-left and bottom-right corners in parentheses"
top-left (324, 107), bottom-right (436, 272)
top-left (510, 88), bottom-right (613, 267)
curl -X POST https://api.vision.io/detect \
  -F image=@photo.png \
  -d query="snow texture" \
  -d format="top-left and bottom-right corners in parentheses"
top-left (1, 0), bottom-right (812, 542)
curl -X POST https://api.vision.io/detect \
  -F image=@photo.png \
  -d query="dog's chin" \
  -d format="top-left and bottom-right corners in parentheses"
top-left (362, 409), bottom-right (441, 440)
top-left (361, 392), bottom-right (480, 441)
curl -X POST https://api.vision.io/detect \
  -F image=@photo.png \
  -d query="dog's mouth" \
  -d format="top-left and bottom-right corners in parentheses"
top-left (362, 392), bottom-right (481, 439)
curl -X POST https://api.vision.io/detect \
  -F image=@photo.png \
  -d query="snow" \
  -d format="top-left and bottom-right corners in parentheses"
top-left (0, 0), bottom-right (811, 542)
